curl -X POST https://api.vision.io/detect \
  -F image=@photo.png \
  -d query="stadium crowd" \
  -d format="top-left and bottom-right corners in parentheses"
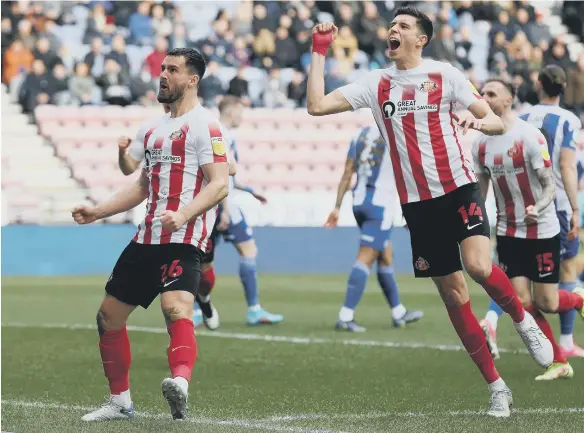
top-left (2, 0), bottom-right (583, 115)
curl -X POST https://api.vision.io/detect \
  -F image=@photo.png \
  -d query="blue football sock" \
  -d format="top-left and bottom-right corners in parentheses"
top-left (559, 281), bottom-right (578, 335)
top-left (239, 256), bottom-right (259, 308)
top-left (377, 265), bottom-right (401, 308)
top-left (342, 261), bottom-right (370, 311)
top-left (487, 299), bottom-right (504, 317)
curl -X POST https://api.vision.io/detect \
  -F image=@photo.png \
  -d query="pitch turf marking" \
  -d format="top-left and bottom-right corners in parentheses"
top-left (266, 407), bottom-right (584, 422)
top-left (1, 400), bottom-right (348, 433)
top-left (2, 322), bottom-right (530, 355)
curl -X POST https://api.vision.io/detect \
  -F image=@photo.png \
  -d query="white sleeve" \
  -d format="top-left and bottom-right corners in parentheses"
top-left (128, 123), bottom-right (149, 161)
top-left (447, 65), bottom-right (481, 110)
top-left (527, 128), bottom-right (551, 170)
top-left (338, 71), bottom-right (377, 111)
top-left (193, 118), bottom-right (228, 166)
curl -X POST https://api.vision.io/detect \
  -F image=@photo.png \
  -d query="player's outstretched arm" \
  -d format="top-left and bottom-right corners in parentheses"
top-left (326, 156), bottom-right (354, 228)
top-left (118, 136), bottom-right (141, 175)
top-left (466, 99), bottom-right (506, 136)
top-left (72, 169), bottom-right (149, 224)
top-left (559, 147), bottom-right (580, 238)
top-left (307, 23), bottom-right (352, 116)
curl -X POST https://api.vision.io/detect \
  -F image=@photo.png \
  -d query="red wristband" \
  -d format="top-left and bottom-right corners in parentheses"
top-left (311, 31), bottom-right (333, 56)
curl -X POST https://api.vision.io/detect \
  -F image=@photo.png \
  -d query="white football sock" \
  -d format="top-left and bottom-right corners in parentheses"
top-left (485, 310), bottom-right (500, 330)
top-left (111, 389), bottom-right (132, 408)
top-left (488, 377), bottom-right (507, 393)
top-left (339, 307), bottom-right (354, 322)
top-left (560, 334), bottom-right (574, 349)
top-left (391, 304), bottom-right (406, 320)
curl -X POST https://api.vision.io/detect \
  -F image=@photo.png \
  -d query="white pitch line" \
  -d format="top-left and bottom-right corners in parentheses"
top-left (1, 400), bottom-right (347, 433)
top-left (267, 406), bottom-right (584, 422)
top-left (1, 322), bottom-right (529, 356)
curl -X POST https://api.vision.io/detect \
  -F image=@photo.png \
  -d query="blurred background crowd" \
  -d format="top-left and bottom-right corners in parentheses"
top-left (2, 0), bottom-right (584, 115)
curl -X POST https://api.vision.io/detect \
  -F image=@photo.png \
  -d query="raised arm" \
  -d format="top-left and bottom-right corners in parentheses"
top-left (307, 23), bottom-right (353, 116)
top-left (118, 136), bottom-right (141, 175)
top-left (72, 169), bottom-right (149, 224)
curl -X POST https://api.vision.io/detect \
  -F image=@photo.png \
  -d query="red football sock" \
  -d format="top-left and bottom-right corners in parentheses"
top-left (480, 265), bottom-right (525, 323)
top-left (167, 318), bottom-right (197, 381)
top-left (99, 327), bottom-right (131, 394)
top-left (557, 290), bottom-right (584, 312)
top-left (199, 267), bottom-right (216, 297)
top-left (526, 305), bottom-right (566, 364)
top-left (446, 301), bottom-right (500, 384)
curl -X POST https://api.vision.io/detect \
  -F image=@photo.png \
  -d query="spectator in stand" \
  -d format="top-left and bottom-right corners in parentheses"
top-left (97, 58), bottom-right (131, 106)
top-left (18, 59), bottom-right (52, 113)
top-left (1, 18), bottom-right (13, 61)
top-left (169, 22), bottom-right (189, 50)
top-left (231, 36), bottom-right (251, 66)
top-left (526, 9), bottom-right (552, 46)
top-left (199, 60), bottom-right (224, 108)
top-left (69, 62), bottom-right (97, 106)
top-left (151, 4), bottom-right (172, 39)
top-left (566, 54), bottom-right (584, 118)
top-left (371, 25), bottom-right (390, 68)
top-left (227, 65), bottom-right (249, 100)
top-left (263, 67), bottom-right (288, 108)
top-left (106, 35), bottom-right (131, 78)
top-left (358, 1), bottom-right (385, 57)
top-left (331, 26), bottom-right (358, 75)
top-left (336, 2), bottom-right (358, 29)
top-left (130, 64), bottom-right (158, 106)
top-left (287, 69), bottom-right (307, 107)
top-left (144, 37), bottom-right (168, 79)
top-left (427, 24), bottom-right (457, 65)
top-left (17, 19), bottom-right (35, 50)
top-left (488, 31), bottom-right (509, 73)
top-left (252, 4), bottom-right (277, 35)
top-left (32, 37), bottom-right (62, 71)
top-left (3, 39), bottom-right (34, 86)
top-left (293, 5), bottom-right (314, 36)
top-left (455, 26), bottom-right (473, 70)
top-left (544, 39), bottom-right (574, 72)
top-left (50, 63), bottom-right (71, 105)
top-left (128, 2), bottom-right (153, 46)
top-left (84, 37), bottom-right (106, 77)
top-left (252, 28), bottom-right (275, 69)
top-left (274, 26), bottom-right (298, 68)
top-left (83, 3), bottom-right (107, 44)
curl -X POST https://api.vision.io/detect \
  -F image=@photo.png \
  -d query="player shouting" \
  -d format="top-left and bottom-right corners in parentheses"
top-left (306, 6), bottom-right (553, 416)
top-left (472, 77), bottom-right (584, 380)
top-left (73, 48), bottom-right (229, 421)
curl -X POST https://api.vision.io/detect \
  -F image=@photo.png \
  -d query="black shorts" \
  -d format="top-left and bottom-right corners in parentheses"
top-left (105, 241), bottom-right (203, 309)
top-left (496, 234), bottom-right (560, 284)
top-left (401, 183), bottom-right (490, 278)
top-left (202, 227), bottom-right (219, 264)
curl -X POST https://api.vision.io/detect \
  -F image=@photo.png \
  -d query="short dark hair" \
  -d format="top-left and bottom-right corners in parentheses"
top-left (485, 77), bottom-right (517, 99)
top-left (538, 64), bottom-right (566, 97)
top-left (393, 6), bottom-right (433, 48)
top-left (166, 47), bottom-right (207, 80)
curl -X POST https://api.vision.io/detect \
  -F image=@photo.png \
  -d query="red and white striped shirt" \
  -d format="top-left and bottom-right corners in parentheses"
top-left (472, 119), bottom-right (559, 239)
top-left (339, 59), bottom-right (481, 204)
top-left (128, 104), bottom-right (227, 249)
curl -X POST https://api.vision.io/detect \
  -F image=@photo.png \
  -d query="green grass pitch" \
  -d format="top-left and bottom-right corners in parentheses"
top-left (2, 275), bottom-right (583, 433)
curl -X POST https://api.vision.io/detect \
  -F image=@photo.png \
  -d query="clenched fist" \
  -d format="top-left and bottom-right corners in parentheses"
top-left (312, 22), bottom-right (338, 56)
top-left (159, 210), bottom-right (188, 232)
top-left (72, 205), bottom-right (100, 225)
top-left (118, 136), bottom-right (132, 150)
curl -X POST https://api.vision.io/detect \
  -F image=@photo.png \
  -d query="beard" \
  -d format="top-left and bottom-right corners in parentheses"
top-left (157, 85), bottom-right (185, 104)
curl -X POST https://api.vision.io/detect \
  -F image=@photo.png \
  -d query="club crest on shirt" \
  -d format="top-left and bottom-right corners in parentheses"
top-left (418, 80), bottom-right (438, 92)
top-left (169, 130), bottom-right (185, 140)
top-left (507, 141), bottom-right (523, 158)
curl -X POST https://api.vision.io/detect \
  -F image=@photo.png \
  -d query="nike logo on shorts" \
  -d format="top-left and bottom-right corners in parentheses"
top-left (163, 279), bottom-right (179, 288)
top-left (539, 272), bottom-right (552, 278)
top-left (467, 223), bottom-right (482, 230)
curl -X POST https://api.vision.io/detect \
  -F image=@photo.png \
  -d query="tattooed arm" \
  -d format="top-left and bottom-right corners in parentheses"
top-left (534, 165), bottom-right (556, 213)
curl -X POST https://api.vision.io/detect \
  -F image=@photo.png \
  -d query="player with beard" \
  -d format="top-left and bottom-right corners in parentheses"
top-left (74, 48), bottom-right (229, 422)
